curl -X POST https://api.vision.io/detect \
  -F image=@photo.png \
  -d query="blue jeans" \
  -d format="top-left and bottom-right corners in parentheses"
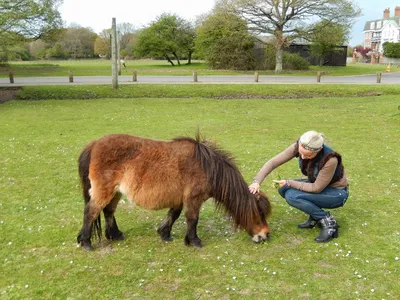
top-left (278, 180), bottom-right (349, 221)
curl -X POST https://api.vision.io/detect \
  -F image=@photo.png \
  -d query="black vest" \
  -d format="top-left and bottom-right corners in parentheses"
top-left (296, 143), bottom-right (344, 184)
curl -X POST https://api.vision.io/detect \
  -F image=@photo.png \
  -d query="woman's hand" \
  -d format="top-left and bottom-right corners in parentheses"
top-left (272, 180), bottom-right (287, 188)
top-left (248, 182), bottom-right (260, 194)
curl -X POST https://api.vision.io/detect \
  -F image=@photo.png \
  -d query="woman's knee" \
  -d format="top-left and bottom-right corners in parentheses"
top-left (284, 189), bottom-right (301, 205)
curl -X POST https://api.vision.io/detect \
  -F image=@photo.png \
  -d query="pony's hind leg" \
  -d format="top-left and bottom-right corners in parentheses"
top-left (77, 200), bottom-right (104, 251)
top-left (157, 205), bottom-right (183, 242)
top-left (103, 193), bottom-right (125, 241)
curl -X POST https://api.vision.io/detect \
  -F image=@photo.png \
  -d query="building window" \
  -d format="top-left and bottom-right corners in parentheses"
top-left (370, 22), bottom-right (375, 30)
top-left (377, 21), bottom-right (382, 28)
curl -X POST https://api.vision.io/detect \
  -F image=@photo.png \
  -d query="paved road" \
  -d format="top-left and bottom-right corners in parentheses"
top-left (0, 73), bottom-right (399, 86)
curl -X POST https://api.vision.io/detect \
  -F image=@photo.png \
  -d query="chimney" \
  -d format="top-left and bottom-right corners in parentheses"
top-left (383, 8), bottom-right (390, 18)
top-left (395, 6), bottom-right (400, 17)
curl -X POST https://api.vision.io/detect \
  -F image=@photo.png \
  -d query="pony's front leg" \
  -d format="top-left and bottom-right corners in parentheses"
top-left (104, 193), bottom-right (125, 241)
top-left (184, 203), bottom-right (202, 248)
top-left (77, 200), bottom-right (103, 251)
top-left (157, 205), bottom-right (183, 242)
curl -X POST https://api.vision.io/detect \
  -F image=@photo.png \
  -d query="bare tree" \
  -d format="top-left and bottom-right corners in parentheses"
top-left (117, 22), bottom-right (137, 54)
top-left (222, 0), bottom-right (361, 72)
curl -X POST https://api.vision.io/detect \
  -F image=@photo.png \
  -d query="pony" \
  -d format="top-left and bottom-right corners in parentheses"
top-left (77, 133), bottom-right (271, 251)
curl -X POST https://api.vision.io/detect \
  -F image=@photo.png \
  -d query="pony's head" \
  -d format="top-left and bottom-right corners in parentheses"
top-left (246, 191), bottom-right (271, 243)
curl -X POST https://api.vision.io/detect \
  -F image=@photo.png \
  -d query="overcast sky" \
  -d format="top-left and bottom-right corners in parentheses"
top-left (59, 0), bottom-right (400, 46)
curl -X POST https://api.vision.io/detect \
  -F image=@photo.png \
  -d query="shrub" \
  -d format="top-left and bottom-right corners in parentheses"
top-left (383, 42), bottom-right (400, 58)
top-left (263, 45), bottom-right (310, 70)
top-left (283, 52), bottom-right (310, 70)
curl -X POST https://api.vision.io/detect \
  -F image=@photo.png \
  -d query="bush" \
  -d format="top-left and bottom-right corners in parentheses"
top-left (263, 45), bottom-right (310, 70)
top-left (284, 52), bottom-right (310, 70)
top-left (383, 42), bottom-right (400, 58)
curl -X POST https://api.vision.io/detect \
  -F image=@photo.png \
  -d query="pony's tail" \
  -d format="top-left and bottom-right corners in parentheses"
top-left (78, 141), bottom-right (102, 240)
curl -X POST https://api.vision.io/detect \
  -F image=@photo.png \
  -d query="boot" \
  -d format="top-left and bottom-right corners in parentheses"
top-left (298, 216), bottom-right (318, 229)
top-left (315, 214), bottom-right (338, 243)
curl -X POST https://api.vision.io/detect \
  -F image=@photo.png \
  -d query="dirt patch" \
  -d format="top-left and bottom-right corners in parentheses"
top-left (0, 87), bottom-right (22, 103)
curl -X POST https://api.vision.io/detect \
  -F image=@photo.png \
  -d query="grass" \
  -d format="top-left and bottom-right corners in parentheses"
top-left (4, 84), bottom-right (400, 101)
top-left (0, 59), bottom-right (397, 77)
top-left (0, 86), bottom-right (399, 299)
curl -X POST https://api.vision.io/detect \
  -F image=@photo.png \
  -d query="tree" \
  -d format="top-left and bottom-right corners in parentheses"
top-left (223, 0), bottom-right (361, 72)
top-left (95, 25), bottom-right (137, 59)
top-left (59, 26), bottom-right (97, 59)
top-left (117, 23), bottom-right (137, 57)
top-left (354, 45), bottom-right (372, 62)
top-left (195, 12), bottom-right (257, 70)
top-left (94, 29), bottom-right (112, 58)
top-left (135, 14), bottom-right (195, 65)
top-left (0, 0), bottom-right (63, 62)
top-left (28, 39), bottom-right (48, 59)
top-left (309, 20), bottom-right (348, 66)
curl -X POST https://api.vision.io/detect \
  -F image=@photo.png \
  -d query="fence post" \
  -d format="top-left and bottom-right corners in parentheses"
top-left (132, 70), bottom-right (137, 82)
top-left (317, 71), bottom-right (322, 83)
top-left (254, 71), bottom-right (259, 82)
top-left (68, 71), bottom-right (73, 83)
top-left (9, 71), bottom-right (14, 84)
top-left (193, 71), bottom-right (198, 82)
top-left (376, 72), bottom-right (382, 83)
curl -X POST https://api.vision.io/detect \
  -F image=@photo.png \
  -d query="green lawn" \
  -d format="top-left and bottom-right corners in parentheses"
top-left (0, 87), bottom-right (399, 299)
top-left (0, 59), bottom-right (397, 77)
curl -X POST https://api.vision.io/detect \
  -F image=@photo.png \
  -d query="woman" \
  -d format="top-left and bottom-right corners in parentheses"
top-left (248, 130), bottom-right (349, 242)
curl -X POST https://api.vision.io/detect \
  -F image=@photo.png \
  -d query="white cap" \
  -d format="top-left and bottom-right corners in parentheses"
top-left (299, 130), bottom-right (324, 151)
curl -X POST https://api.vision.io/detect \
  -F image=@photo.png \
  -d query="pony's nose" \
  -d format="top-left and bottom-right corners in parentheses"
top-left (252, 233), bottom-right (269, 243)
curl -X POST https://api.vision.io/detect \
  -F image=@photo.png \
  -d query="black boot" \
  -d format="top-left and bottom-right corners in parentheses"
top-left (298, 216), bottom-right (318, 229)
top-left (315, 214), bottom-right (339, 243)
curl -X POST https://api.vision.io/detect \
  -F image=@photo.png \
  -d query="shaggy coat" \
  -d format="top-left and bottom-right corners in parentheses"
top-left (77, 133), bottom-right (271, 250)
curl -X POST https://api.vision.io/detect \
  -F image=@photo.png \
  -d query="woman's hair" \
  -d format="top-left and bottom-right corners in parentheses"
top-left (299, 130), bottom-right (324, 151)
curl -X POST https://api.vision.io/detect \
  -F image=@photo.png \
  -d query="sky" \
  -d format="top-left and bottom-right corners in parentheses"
top-left (59, 0), bottom-right (400, 46)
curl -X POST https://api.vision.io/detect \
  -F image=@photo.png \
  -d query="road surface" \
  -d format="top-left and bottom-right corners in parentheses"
top-left (0, 73), bottom-right (399, 86)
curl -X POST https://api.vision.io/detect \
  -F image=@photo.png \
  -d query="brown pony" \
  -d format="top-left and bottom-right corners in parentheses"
top-left (77, 133), bottom-right (271, 251)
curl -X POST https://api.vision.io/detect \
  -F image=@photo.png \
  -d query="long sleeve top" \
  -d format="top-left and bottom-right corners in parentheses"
top-left (253, 143), bottom-right (348, 193)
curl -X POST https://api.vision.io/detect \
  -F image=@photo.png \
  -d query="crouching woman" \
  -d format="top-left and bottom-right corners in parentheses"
top-left (248, 130), bottom-right (349, 242)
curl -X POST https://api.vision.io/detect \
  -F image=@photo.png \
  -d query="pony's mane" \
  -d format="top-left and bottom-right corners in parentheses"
top-left (174, 133), bottom-right (270, 230)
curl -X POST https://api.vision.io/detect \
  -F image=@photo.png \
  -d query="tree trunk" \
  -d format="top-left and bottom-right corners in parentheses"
top-left (275, 46), bottom-right (283, 73)
top-left (187, 51), bottom-right (192, 65)
top-left (165, 55), bottom-right (175, 66)
top-left (172, 52), bottom-right (181, 65)
top-left (275, 28), bottom-right (284, 73)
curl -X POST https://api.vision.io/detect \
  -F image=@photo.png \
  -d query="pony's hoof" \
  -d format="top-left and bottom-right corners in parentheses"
top-left (184, 237), bottom-right (202, 248)
top-left (113, 233), bottom-right (125, 241)
top-left (81, 243), bottom-right (93, 251)
top-left (161, 236), bottom-right (173, 242)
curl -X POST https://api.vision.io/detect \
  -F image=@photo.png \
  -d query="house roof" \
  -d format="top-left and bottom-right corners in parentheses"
top-left (363, 17), bottom-right (400, 32)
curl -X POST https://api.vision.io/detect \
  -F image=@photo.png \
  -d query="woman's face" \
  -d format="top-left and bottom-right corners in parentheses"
top-left (298, 143), bottom-right (320, 159)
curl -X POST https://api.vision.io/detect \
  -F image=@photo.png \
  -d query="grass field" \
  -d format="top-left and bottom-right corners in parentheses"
top-left (0, 59), bottom-right (397, 77)
top-left (0, 85), bottom-right (399, 299)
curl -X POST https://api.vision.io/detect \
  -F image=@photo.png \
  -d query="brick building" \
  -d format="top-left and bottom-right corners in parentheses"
top-left (363, 7), bottom-right (400, 52)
